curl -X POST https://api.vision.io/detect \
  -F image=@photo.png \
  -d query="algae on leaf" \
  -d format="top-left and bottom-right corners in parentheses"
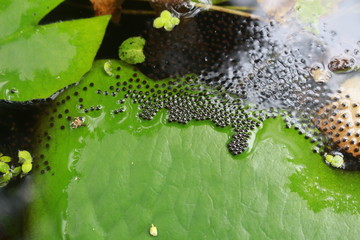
top-left (0, 0), bottom-right (110, 101)
top-left (27, 60), bottom-right (360, 239)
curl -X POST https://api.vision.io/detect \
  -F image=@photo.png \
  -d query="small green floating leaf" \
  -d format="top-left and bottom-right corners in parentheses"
top-left (118, 37), bottom-right (146, 65)
top-left (160, 10), bottom-right (172, 20)
top-left (164, 20), bottom-right (174, 31)
top-left (153, 10), bottom-right (180, 31)
top-left (22, 163), bottom-right (32, 174)
top-left (331, 155), bottom-right (344, 168)
top-left (12, 166), bottom-right (22, 177)
top-left (170, 17), bottom-right (180, 26)
top-left (153, 17), bottom-right (165, 29)
top-left (0, 162), bottom-right (10, 174)
top-left (3, 171), bottom-right (12, 181)
top-left (325, 154), bottom-right (344, 168)
top-left (0, 156), bottom-right (11, 162)
top-left (18, 150), bottom-right (32, 164)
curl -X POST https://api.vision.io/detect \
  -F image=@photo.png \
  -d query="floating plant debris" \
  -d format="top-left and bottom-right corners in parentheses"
top-left (328, 54), bottom-right (357, 74)
top-left (325, 154), bottom-right (345, 168)
top-left (153, 10), bottom-right (180, 31)
top-left (149, 224), bottom-right (158, 237)
top-left (70, 117), bottom-right (85, 129)
top-left (310, 65), bottom-right (332, 83)
top-left (0, 150), bottom-right (33, 187)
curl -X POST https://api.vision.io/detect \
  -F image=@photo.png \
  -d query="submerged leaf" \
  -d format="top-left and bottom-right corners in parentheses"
top-left (0, 0), bottom-right (110, 101)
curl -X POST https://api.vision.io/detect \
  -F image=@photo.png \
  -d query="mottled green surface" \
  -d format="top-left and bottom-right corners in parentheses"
top-left (118, 37), bottom-right (146, 65)
top-left (27, 60), bottom-right (360, 239)
top-left (0, 0), bottom-right (109, 101)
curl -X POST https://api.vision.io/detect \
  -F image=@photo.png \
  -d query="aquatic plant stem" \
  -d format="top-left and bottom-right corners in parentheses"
top-left (223, 6), bottom-right (255, 11)
top-left (122, 9), bottom-right (156, 15)
top-left (133, 0), bottom-right (262, 20)
top-left (192, 2), bottom-right (264, 21)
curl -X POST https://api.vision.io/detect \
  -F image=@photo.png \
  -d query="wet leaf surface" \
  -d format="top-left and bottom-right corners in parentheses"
top-left (0, 0), bottom-right (110, 101)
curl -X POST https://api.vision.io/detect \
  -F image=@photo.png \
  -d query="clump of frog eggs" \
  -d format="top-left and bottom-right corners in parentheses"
top-left (34, 12), bottom-right (360, 172)
top-left (141, 11), bottom-right (360, 169)
top-left (34, 63), bottom-right (271, 176)
top-left (314, 90), bottom-right (360, 169)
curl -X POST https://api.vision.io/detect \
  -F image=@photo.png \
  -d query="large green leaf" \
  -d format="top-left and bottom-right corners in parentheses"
top-left (0, 0), bottom-right (110, 101)
top-left (27, 60), bottom-right (360, 239)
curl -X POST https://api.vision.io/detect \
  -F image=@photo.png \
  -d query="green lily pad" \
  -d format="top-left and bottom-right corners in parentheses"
top-left (0, 0), bottom-right (110, 101)
top-left (27, 60), bottom-right (360, 239)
